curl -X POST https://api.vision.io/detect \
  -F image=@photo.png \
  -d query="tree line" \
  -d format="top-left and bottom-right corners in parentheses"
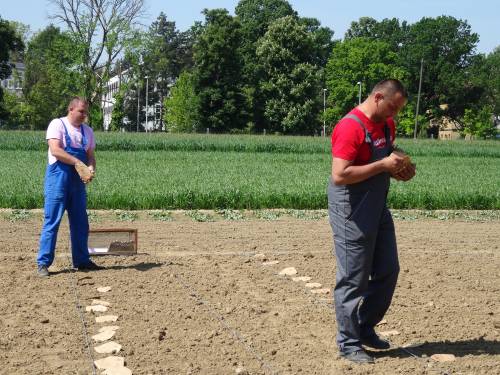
top-left (0, 0), bottom-right (498, 137)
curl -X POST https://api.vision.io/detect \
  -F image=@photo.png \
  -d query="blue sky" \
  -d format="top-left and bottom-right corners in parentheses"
top-left (1, 0), bottom-right (498, 54)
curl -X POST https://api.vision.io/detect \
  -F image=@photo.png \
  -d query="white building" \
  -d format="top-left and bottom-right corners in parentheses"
top-left (102, 70), bottom-right (129, 131)
top-left (0, 62), bottom-right (25, 96)
top-left (101, 69), bottom-right (164, 131)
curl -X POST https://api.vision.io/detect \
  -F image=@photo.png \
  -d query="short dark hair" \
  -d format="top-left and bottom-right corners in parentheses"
top-left (67, 96), bottom-right (89, 111)
top-left (371, 79), bottom-right (408, 99)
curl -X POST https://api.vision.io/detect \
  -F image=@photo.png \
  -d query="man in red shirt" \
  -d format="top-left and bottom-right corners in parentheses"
top-left (328, 79), bottom-right (415, 363)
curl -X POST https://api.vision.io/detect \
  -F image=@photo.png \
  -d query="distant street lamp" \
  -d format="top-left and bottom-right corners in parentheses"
top-left (357, 81), bottom-right (362, 105)
top-left (323, 88), bottom-right (327, 137)
top-left (137, 82), bottom-right (140, 132)
top-left (137, 54), bottom-right (143, 132)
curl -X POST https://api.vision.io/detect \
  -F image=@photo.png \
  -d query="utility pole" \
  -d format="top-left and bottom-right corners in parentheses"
top-left (323, 88), bottom-right (327, 137)
top-left (414, 58), bottom-right (424, 139)
top-left (357, 81), bottom-right (362, 105)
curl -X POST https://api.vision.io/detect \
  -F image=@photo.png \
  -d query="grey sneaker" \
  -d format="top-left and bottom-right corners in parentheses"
top-left (340, 349), bottom-right (374, 364)
top-left (37, 265), bottom-right (49, 277)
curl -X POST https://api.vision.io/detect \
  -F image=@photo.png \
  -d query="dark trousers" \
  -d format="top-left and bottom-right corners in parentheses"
top-left (328, 184), bottom-right (399, 353)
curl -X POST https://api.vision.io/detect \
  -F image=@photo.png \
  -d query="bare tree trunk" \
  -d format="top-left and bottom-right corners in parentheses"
top-left (49, 0), bottom-right (145, 127)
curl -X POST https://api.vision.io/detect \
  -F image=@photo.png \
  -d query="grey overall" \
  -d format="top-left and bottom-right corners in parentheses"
top-left (327, 114), bottom-right (399, 354)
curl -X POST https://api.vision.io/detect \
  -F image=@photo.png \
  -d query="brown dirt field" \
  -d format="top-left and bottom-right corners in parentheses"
top-left (0, 210), bottom-right (499, 375)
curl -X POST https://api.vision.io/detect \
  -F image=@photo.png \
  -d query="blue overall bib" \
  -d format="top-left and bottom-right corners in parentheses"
top-left (37, 120), bottom-right (90, 268)
top-left (327, 114), bottom-right (399, 354)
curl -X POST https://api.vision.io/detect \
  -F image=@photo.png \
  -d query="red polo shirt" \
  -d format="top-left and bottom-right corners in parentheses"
top-left (331, 108), bottom-right (395, 165)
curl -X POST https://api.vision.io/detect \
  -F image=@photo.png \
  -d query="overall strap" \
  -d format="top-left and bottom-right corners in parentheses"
top-left (80, 125), bottom-right (88, 149)
top-left (344, 114), bottom-right (372, 144)
top-left (384, 123), bottom-right (393, 154)
top-left (59, 118), bottom-right (87, 150)
top-left (60, 118), bottom-right (72, 147)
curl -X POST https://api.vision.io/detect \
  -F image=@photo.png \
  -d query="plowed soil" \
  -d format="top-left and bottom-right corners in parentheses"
top-left (0, 210), bottom-right (498, 375)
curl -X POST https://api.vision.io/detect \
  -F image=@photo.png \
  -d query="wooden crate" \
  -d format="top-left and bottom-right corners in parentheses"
top-left (87, 228), bottom-right (138, 256)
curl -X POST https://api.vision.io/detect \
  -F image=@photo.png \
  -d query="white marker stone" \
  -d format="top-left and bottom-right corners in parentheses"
top-left (379, 330), bottom-right (400, 337)
top-left (98, 325), bottom-right (120, 333)
top-left (94, 341), bottom-right (122, 354)
top-left (96, 315), bottom-right (119, 323)
top-left (92, 299), bottom-right (111, 306)
top-left (235, 367), bottom-right (249, 375)
top-left (311, 288), bottom-right (330, 294)
top-left (292, 276), bottom-right (311, 282)
top-left (305, 282), bottom-right (322, 288)
top-left (262, 261), bottom-right (279, 266)
top-left (92, 330), bottom-right (116, 342)
top-left (103, 367), bottom-right (132, 375)
top-left (431, 354), bottom-right (456, 362)
top-left (97, 286), bottom-right (112, 293)
top-left (86, 305), bottom-right (108, 313)
top-left (94, 356), bottom-right (125, 370)
top-left (253, 253), bottom-right (267, 260)
top-left (278, 267), bottom-right (297, 276)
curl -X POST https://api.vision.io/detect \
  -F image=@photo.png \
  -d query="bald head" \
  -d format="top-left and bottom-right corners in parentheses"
top-left (67, 97), bottom-right (89, 112)
top-left (359, 79), bottom-right (407, 122)
top-left (67, 97), bottom-right (89, 126)
top-left (370, 79), bottom-right (408, 99)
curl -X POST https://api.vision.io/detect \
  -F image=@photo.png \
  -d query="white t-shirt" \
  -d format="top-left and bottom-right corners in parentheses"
top-left (46, 117), bottom-right (96, 164)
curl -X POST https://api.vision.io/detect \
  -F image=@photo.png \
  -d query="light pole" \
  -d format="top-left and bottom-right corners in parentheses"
top-left (357, 81), bottom-right (362, 105)
top-left (145, 75), bottom-right (149, 133)
top-left (137, 54), bottom-right (143, 132)
top-left (137, 82), bottom-right (140, 132)
top-left (414, 58), bottom-right (424, 139)
top-left (323, 88), bottom-right (327, 137)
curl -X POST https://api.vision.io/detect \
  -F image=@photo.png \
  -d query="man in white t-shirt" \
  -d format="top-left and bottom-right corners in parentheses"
top-left (37, 97), bottom-right (101, 277)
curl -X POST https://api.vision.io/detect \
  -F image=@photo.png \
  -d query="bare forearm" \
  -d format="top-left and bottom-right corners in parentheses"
top-left (51, 148), bottom-right (80, 165)
top-left (332, 159), bottom-right (387, 185)
top-left (87, 155), bottom-right (96, 170)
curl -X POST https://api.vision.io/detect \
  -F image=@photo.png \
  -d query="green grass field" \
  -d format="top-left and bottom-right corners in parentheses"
top-left (0, 131), bottom-right (498, 209)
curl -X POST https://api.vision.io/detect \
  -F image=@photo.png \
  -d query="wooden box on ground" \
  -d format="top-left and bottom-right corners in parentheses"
top-left (87, 228), bottom-right (138, 256)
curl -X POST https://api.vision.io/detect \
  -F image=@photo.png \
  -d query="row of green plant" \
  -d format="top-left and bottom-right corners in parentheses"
top-left (4, 208), bottom-right (498, 223)
top-left (0, 131), bottom-right (499, 158)
top-left (1, 149), bottom-right (498, 210)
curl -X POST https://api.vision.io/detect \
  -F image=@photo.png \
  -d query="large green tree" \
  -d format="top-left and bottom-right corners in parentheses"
top-left (325, 37), bottom-right (406, 125)
top-left (164, 71), bottom-right (200, 133)
top-left (235, 0), bottom-right (297, 131)
top-left (140, 13), bottom-right (198, 130)
top-left (477, 47), bottom-right (500, 114)
top-left (256, 16), bottom-right (322, 134)
top-left (0, 16), bottom-right (23, 122)
top-left (299, 17), bottom-right (335, 68)
top-left (23, 25), bottom-right (82, 129)
top-left (345, 17), bottom-right (408, 51)
top-left (192, 9), bottom-right (246, 132)
top-left (400, 16), bottom-right (480, 121)
top-left (461, 105), bottom-right (497, 139)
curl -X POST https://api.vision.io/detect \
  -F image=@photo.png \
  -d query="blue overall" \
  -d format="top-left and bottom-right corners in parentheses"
top-left (328, 114), bottom-right (399, 354)
top-left (37, 120), bottom-right (90, 268)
